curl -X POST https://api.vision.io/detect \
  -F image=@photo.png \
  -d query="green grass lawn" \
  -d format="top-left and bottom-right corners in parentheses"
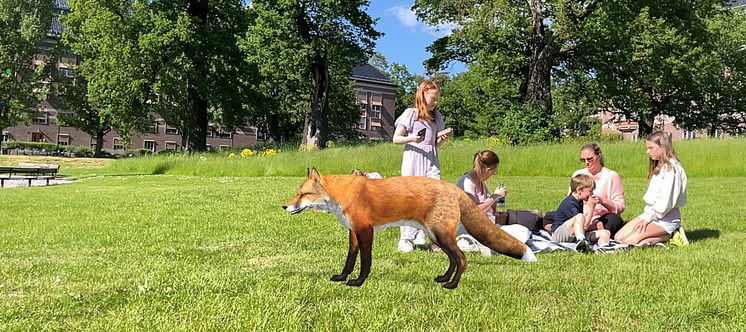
top-left (2, 166), bottom-right (745, 330)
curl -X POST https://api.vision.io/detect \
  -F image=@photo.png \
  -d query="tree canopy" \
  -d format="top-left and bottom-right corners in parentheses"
top-left (0, 0), bottom-right (53, 136)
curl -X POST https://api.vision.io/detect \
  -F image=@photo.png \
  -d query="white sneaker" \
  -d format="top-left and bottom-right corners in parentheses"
top-left (413, 231), bottom-right (428, 248)
top-left (398, 239), bottom-right (414, 253)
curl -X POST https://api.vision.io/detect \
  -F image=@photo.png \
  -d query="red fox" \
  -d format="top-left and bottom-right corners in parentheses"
top-left (283, 168), bottom-right (537, 289)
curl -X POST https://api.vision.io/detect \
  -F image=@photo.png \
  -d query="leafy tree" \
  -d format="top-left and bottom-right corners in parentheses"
top-left (414, 0), bottom-right (603, 113)
top-left (437, 65), bottom-right (514, 138)
top-left (243, 0), bottom-right (381, 149)
top-left (56, 75), bottom-right (111, 157)
top-left (63, 0), bottom-right (256, 151)
top-left (677, 9), bottom-right (746, 136)
top-left (385, 63), bottom-right (422, 118)
top-left (0, 0), bottom-right (53, 149)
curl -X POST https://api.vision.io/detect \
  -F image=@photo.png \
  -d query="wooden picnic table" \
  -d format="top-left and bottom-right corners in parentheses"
top-left (0, 164), bottom-right (60, 187)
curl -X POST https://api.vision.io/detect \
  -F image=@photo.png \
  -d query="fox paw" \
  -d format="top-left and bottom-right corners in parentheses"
top-left (434, 275), bottom-right (450, 283)
top-left (345, 278), bottom-right (365, 287)
top-left (442, 281), bottom-right (459, 289)
top-left (330, 274), bottom-right (349, 282)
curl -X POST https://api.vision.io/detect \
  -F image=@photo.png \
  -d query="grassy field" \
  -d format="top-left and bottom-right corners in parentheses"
top-left (1, 138), bottom-right (745, 330)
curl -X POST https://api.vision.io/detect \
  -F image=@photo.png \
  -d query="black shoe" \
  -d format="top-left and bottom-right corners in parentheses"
top-left (576, 239), bottom-right (592, 253)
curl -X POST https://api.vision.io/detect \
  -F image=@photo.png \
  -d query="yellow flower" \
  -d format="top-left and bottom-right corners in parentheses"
top-left (326, 140), bottom-right (335, 148)
top-left (228, 153), bottom-right (236, 159)
top-left (241, 148), bottom-right (255, 157)
top-left (300, 143), bottom-right (318, 151)
top-left (260, 149), bottom-right (278, 157)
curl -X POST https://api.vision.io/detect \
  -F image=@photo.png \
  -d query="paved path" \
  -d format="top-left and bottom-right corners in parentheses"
top-left (0, 177), bottom-right (74, 188)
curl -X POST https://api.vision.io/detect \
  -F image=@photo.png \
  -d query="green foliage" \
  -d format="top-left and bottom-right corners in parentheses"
top-left (62, 0), bottom-right (257, 151)
top-left (2, 141), bottom-right (95, 156)
top-left (2, 141), bottom-right (57, 151)
top-left (439, 65), bottom-right (516, 138)
top-left (574, 0), bottom-right (742, 137)
top-left (0, 0), bottom-right (53, 131)
top-left (242, 0), bottom-right (381, 147)
top-left (491, 103), bottom-right (557, 145)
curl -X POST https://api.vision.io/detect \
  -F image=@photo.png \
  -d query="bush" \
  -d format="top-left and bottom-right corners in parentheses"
top-left (125, 148), bottom-right (153, 157)
top-left (3, 141), bottom-right (58, 151)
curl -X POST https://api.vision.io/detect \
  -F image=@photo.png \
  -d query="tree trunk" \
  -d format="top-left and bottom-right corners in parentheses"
top-left (301, 56), bottom-right (330, 149)
top-left (637, 112), bottom-right (654, 138)
top-left (523, 0), bottom-right (558, 112)
top-left (0, 126), bottom-right (4, 155)
top-left (94, 131), bottom-right (105, 158)
top-left (183, 0), bottom-right (209, 152)
top-left (183, 82), bottom-right (208, 152)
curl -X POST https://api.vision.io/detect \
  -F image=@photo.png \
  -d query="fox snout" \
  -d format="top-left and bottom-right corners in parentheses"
top-left (282, 200), bottom-right (306, 215)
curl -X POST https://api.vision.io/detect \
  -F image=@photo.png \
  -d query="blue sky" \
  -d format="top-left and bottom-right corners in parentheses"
top-left (366, 1), bottom-right (466, 76)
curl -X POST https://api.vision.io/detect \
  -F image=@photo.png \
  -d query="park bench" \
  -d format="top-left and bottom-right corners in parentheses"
top-left (0, 163), bottom-right (60, 187)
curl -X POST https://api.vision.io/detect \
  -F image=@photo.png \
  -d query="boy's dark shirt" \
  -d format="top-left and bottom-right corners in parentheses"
top-left (551, 194), bottom-right (583, 232)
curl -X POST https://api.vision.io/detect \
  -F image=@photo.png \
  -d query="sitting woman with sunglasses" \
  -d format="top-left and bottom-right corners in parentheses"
top-left (566, 142), bottom-right (626, 238)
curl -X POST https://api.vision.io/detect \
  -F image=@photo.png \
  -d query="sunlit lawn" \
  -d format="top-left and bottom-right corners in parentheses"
top-left (1, 168), bottom-right (744, 330)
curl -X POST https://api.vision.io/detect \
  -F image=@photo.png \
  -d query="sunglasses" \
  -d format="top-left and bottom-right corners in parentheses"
top-left (579, 157), bottom-right (595, 163)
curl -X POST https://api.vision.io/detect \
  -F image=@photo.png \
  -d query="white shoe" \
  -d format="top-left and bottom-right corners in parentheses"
top-left (398, 240), bottom-right (414, 253)
top-left (413, 232), bottom-right (428, 247)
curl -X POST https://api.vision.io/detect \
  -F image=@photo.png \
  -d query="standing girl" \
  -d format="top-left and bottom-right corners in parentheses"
top-left (392, 80), bottom-right (453, 252)
top-left (615, 131), bottom-right (688, 245)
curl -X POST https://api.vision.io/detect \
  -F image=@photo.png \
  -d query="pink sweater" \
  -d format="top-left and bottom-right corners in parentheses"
top-left (571, 167), bottom-right (626, 220)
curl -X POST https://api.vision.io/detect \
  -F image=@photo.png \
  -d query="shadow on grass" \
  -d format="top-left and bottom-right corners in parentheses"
top-left (153, 161), bottom-right (175, 175)
top-left (687, 228), bottom-right (720, 243)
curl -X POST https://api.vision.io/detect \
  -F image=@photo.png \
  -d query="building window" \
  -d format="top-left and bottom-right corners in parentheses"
top-left (371, 92), bottom-right (383, 107)
top-left (113, 138), bottom-right (124, 150)
top-left (31, 132), bottom-right (44, 142)
top-left (143, 140), bottom-right (156, 152)
top-left (57, 134), bottom-right (70, 146)
top-left (90, 137), bottom-right (97, 149)
top-left (357, 105), bottom-right (367, 130)
top-left (33, 116), bottom-right (48, 125)
top-left (370, 105), bottom-right (382, 128)
top-left (165, 141), bottom-right (177, 150)
top-left (165, 126), bottom-right (179, 135)
top-left (206, 144), bottom-right (212, 150)
top-left (256, 127), bottom-right (270, 141)
top-left (357, 91), bottom-right (368, 105)
top-left (219, 145), bottom-right (230, 149)
top-left (58, 67), bottom-right (74, 78)
top-left (1, 131), bottom-right (8, 142)
top-left (148, 121), bottom-right (160, 134)
top-left (217, 130), bottom-right (232, 139)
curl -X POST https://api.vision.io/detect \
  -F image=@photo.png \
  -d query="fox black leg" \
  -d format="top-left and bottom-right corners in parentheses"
top-left (346, 226), bottom-right (373, 287)
top-left (331, 230), bottom-right (359, 282)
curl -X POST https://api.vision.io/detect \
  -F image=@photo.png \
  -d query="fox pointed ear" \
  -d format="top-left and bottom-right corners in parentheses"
top-left (310, 167), bottom-right (321, 181)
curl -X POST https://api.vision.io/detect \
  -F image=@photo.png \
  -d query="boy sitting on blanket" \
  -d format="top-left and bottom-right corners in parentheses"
top-left (550, 174), bottom-right (611, 253)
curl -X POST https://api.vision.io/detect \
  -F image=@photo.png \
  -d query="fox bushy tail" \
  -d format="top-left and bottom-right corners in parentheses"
top-left (458, 195), bottom-right (536, 262)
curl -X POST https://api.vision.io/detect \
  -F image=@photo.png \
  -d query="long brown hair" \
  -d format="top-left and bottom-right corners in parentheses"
top-left (646, 131), bottom-right (680, 180)
top-left (470, 150), bottom-right (500, 192)
top-left (414, 80), bottom-right (439, 122)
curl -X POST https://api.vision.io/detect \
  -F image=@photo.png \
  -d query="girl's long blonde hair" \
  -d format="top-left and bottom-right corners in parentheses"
top-left (414, 80), bottom-right (439, 122)
top-left (646, 131), bottom-right (680, 180)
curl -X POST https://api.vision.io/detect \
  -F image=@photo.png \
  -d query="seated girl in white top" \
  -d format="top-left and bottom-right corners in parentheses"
top-left (456, 150), bottom-right (529, 244)
top-left (614, 131), bottom-right (688, 245)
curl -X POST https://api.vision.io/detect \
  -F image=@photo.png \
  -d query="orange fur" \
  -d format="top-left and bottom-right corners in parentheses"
top-left (283, 168), bottom-right (536, 289)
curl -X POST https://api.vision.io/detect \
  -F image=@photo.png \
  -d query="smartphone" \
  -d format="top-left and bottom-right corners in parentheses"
top-left (417, 128), bottom-right (426, 137)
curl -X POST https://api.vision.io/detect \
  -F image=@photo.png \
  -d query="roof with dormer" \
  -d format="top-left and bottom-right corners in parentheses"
top-left (350, 64), bottom-right (396, 86)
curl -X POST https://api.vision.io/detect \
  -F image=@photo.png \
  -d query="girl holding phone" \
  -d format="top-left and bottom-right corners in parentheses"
top-left (392, 80), bottom-right (453, 253)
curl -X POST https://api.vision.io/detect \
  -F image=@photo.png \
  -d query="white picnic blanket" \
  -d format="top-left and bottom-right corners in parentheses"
top-left (457, 228), bottom-right (664, 255)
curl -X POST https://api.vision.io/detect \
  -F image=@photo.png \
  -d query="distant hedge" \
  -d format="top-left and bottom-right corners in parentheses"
top-left (1, 141), bottom-right (94, 156)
